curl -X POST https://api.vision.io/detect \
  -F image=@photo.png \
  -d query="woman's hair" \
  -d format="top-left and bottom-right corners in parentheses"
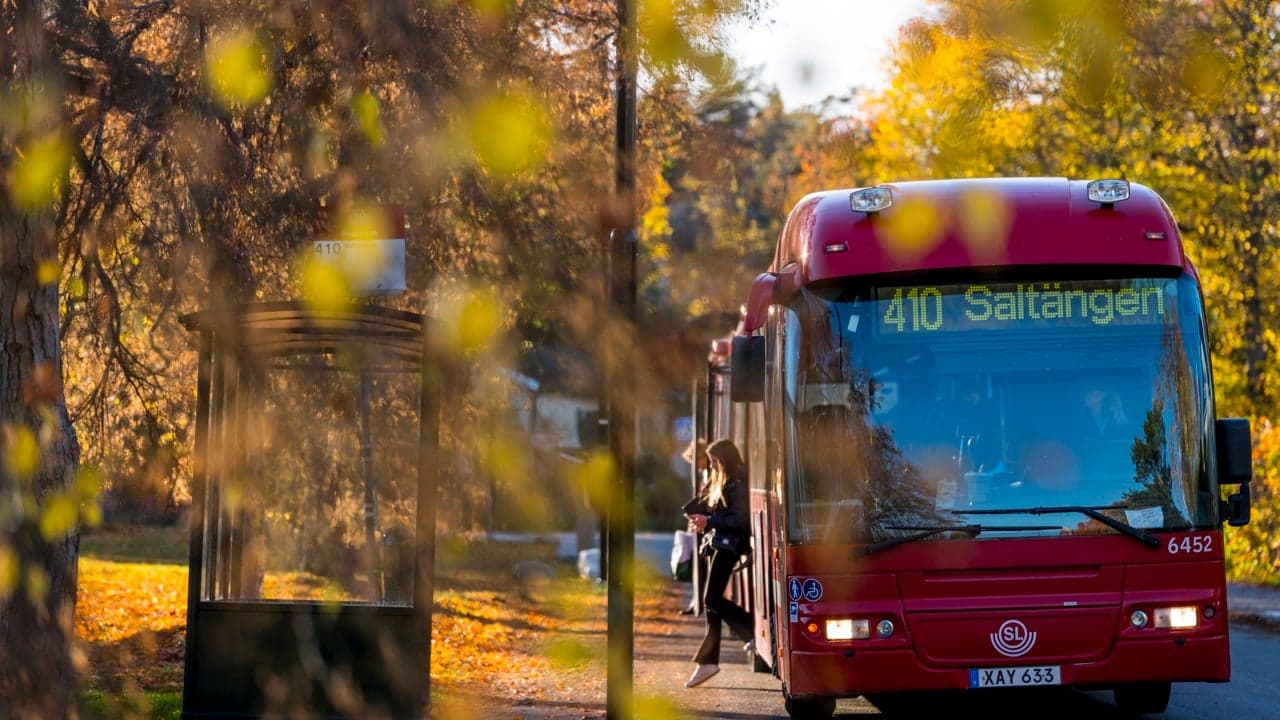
top-left (705, 439), bottom-right (746, 507)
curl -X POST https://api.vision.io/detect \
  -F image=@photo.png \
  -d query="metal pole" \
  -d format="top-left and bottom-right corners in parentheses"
top-left (359, 365), bottom-right (382, 602)
top-left (416, 328), bottom-right (440, 714)
top-left (182, 330), bottom-right (214, 711)
top-left (607, 0), bottom-right (637, 717)
top-left (691, 375), bottom-right (706, 615)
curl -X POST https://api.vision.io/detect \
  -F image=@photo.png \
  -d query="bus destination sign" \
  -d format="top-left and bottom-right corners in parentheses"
top-left (876, 281), bottom-right (1169, 336)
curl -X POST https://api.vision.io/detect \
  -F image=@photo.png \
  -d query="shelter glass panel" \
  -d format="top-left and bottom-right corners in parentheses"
top-left (201, 348), bottom-right (421, 605)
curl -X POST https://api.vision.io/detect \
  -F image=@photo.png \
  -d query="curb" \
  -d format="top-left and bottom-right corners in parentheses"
top-left (1230, 611), bottom-right (1280, 632)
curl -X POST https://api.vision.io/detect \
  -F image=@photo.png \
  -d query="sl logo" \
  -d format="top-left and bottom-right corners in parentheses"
top-left (990, 619), bottom-right (1037, 657)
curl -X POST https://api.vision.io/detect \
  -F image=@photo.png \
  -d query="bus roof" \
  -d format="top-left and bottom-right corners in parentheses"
top-left (772, 177), bottom-right (1189, 284)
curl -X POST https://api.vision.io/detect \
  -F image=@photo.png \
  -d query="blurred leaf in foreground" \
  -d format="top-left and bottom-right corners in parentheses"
top-left (204, 28), bottom-right (272, 110)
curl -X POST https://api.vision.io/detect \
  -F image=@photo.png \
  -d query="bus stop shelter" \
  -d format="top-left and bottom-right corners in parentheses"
top-left (179, 302), bottom-right (437, 719)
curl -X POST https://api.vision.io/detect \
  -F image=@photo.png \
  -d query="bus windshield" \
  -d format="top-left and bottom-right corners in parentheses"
top-left (783, 274), bottom-right (1217, 545)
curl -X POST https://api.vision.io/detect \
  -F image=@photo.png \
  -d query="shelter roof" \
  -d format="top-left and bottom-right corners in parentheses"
top-left (179, 302), bottom-right (426, 361)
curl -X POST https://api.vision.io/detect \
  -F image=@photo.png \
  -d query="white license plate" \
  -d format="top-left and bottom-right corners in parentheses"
top-left (969, 665), bottom-right (1060, 688)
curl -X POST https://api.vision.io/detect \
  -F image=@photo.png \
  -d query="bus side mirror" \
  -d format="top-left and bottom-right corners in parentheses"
top-left (1223, 484), bottom-right (1250, 527)
top-left (730, 335), bottom-right (765, 403)
top-left (1215, 417), bottom-right (1252, 527)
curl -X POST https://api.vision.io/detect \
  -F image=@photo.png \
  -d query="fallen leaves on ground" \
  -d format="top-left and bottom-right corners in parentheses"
top-left (74, 547), bottom-right (683, 713)
top-left (76, 558), bottom-right (188, 692)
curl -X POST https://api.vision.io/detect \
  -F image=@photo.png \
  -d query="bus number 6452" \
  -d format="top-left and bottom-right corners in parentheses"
top-left (1167, 535), bottom-right (1212, 554)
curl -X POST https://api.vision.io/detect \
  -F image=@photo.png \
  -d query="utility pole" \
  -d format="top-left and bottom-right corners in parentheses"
top-left (606, 0), bottom-right (637, 718)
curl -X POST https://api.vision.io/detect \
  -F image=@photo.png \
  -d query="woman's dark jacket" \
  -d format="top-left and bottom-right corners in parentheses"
top-left (686, 472), bottom-right (749, 554)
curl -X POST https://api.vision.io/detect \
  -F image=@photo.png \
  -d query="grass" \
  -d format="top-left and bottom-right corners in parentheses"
top-left (80, 524), bottom-right (189, 565)
top-left (80, 690), bottom-right (182, 720)
top-left (75, 524), bottom-right (601, 719)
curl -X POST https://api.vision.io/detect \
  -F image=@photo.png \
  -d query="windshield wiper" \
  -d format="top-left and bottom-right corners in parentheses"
top-left (950, 505), bottom-right (1160, 549)
top-left (854, 523), bottom-right (1061, 557)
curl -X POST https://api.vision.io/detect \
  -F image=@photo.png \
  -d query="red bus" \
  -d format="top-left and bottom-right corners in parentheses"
top-left (706, 178), bottom-right (1254, 717)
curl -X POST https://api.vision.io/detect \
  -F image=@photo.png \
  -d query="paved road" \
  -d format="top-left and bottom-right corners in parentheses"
top-left (490, 530), bottom-right (691, 578)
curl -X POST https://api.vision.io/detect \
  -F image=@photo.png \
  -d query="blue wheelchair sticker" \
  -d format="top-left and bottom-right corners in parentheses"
top-left (802, 578), bottom-right (823, 601)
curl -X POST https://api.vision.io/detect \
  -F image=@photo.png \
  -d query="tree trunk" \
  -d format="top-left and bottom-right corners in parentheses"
top-left (0, 4), bottom-right (83, 718)
top-left (0, 209), bottom-right (83, 719)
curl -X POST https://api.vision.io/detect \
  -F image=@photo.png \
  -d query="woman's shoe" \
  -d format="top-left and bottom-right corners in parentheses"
top-left (743, 640), bottom-right (756, 653)
top-left (684, 663), bottom-right (720, 688)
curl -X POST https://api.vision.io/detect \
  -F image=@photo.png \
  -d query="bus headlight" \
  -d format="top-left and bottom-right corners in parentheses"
top-left (825, 618), bottom-right (869, 640)
top-left (1153, 606), bottom-right (1197, 629)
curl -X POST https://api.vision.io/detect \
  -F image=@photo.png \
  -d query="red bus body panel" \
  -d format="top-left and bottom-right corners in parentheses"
top-left (780, 534), bottom-right (1229, 697)
top-left (774, 178), bottom-right (1189, 281)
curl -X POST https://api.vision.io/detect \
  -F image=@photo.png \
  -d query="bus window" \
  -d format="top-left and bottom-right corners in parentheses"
top-left (792, 404), bottom-right (866, 543)
top-left (785, 276), bottom-right (1215, 540)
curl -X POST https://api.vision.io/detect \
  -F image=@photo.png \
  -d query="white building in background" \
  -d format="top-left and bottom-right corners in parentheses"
top-left (510, 345), bottom-right (672, 457)
top-left (504, 345), bottom-right (680, 554)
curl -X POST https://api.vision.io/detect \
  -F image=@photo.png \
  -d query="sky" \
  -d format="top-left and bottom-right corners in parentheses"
top-left (724, 0), bottom-right (934, 111)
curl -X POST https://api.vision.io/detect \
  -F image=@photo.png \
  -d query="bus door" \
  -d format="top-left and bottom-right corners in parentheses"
top-left (747, 395), bottom-right (776, 671)
top-left (752, 304), bottom-right (796, 674)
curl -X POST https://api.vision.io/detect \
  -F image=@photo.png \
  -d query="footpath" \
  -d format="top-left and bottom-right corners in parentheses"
top-left (1227, 581), bottom-right (1280, 629)
top-left (440, 579), bottom-right (779, 720)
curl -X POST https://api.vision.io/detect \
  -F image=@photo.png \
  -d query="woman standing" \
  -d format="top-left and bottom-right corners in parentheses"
top-left (682, 439), bottom-right (754, 688)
